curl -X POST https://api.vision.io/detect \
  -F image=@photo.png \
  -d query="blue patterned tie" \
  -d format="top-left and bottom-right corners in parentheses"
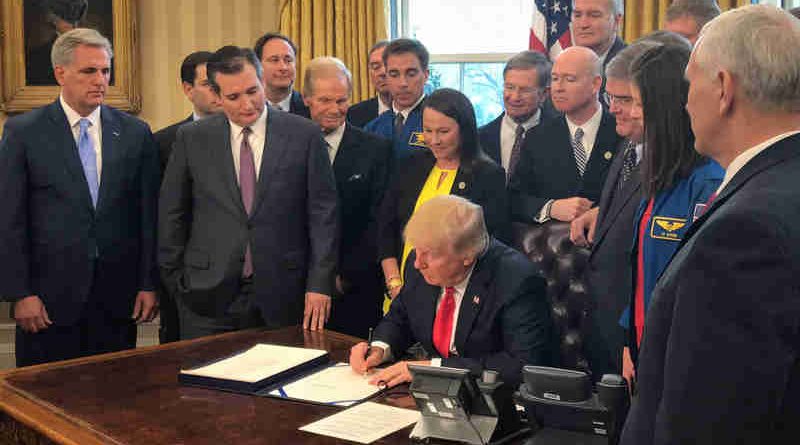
top-left (78, 118), bottom-right (99, 207)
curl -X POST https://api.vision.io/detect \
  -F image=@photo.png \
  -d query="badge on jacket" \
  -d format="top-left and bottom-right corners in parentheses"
top-left (408, 132), bottom-right (426, 147)
top-left (650, 216), bottom-right (687, 241)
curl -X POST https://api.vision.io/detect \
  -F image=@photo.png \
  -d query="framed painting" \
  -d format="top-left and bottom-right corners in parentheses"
top-left (0, 0), bottom-right (139, 113)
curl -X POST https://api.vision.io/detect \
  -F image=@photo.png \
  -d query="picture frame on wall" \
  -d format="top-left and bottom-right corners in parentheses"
top-left (0, 0), bottom-right (139, 113)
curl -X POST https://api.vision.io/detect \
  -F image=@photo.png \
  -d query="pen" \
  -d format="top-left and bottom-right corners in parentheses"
top-left (363, 327), bottom-right (374, 377)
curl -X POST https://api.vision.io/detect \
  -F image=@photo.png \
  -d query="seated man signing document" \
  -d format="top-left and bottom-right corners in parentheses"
top-left (350, 195), bottom-right (553, 386)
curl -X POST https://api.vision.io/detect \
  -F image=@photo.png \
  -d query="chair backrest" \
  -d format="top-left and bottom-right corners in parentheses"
top-left (512, 221), bottom-right (592, 374)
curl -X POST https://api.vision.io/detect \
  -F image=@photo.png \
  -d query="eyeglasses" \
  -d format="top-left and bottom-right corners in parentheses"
top-left (603, 92), bottom-right (634, 107)
top-left (503, 84), bottom-right (542, 97)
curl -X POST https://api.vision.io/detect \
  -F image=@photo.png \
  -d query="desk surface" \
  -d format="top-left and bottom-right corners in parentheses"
top-left (0, 327), bottom-right (419, 445)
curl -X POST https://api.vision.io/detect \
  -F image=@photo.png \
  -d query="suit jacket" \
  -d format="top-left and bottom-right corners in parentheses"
top-left (620, 134), bottom-right (800, 445)
top-left (289, 90), bottom-right (311, 118)
top-left (347, 97), bottom-right (379, 129)
top-left (154, 115), bottom-right (193, 175)
top-left (158, 110), bottom-right (338, 326)
top-left (583, 140), bottom-right (641, 379)
top-left (377, 150), bottom-right (510, 262)
top-left (509, 110), bottom-right (622, 223)
top-left (333, 124), bottom-right (391, 280)
top-left (374, 239), bottom-right (554, 385)
top-left (0, 101), bottom-right (160, 324)
top-left (478, 107), bottom-right (559, 173)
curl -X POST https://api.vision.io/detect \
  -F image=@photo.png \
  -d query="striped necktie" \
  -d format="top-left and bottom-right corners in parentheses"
top-left (572, 127), bottom-right (587, 176)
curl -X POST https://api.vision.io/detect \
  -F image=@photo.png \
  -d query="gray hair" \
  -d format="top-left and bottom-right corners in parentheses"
top-left (51, 28), bottom-right (113, 68)
top-left (503, 50), bottom-right (552, 89)
top-left (572, 0), bottom-right (624, 16)
top-left (695, 4), bottom-right (800, 113)
top-left (665, 0), bottom-right (721, 29)
top-left (606, 41), bottom-right (660, 81)
top-left (302, 56), bottom-right (353, 98)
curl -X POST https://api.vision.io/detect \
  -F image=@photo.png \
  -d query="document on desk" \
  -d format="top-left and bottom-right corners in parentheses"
top-left (268, 363), bottom-right (381, 406)
top-left (299, 401), bottom-right (420, 444)
top-left (180, 344), bottom-right (328, 384)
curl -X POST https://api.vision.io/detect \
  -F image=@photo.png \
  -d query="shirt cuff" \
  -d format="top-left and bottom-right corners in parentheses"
top-left (430, 358), bottom-right (442, 367)
top-left (371, 341), bottom-right (394, 364)
top-left (535, 199), bottom-right (554, 223)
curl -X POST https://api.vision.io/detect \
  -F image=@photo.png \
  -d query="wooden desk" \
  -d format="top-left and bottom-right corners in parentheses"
top-left (0, 327), bottom-right (419, 445)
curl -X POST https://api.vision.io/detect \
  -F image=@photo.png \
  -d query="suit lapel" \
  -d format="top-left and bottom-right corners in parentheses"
top-left (96, 106), bottom-right (121, 212)
top-left (413, 272), bottom-right (441, 351)
top-left (451, 164), bottom-right (473, 198)
top-left (583, 112), bottom-right (618, 183)
top-left (48, 101), bottom-right (94, 212)
top-left (212, 117), bottom-right (246, 216)
top-left (252, 111), bottom-right (291, 217)
top-left (594, 172), bottom-right (640, 247)
top-left (452, 260), bottom-right (489, 355)
top-left (332, 125), bottom-right (358, 178)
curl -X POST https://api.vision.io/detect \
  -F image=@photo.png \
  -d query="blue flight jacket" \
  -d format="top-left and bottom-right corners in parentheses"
top-left (364, 100), bottom-right (427, 160)
top-left (620, 159), bottom-right (725, 332)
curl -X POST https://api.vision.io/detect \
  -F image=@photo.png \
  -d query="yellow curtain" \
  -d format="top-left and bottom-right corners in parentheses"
top-left (622, 0), bottom-right (751, 42)
top-left (279, 0), bottom-right (388, 103)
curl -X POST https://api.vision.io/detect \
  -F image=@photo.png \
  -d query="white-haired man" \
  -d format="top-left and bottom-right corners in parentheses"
top-left (350, 194), bottom-right (554, 387)
top-left (621, 6), bottom-right (800, 444)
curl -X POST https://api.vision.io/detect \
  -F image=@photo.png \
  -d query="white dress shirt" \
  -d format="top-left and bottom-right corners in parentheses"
top-left (715, 131), bottom-right (800, 195)
top-left (324, 123), bottom-right (346, 164)
top-left (373, 266), bottom-right (475, 366)
top-left (61, 95), bottom-right (103, 181)
top-left (377, 96), bottom-right (391, 116)
top-left (229, 107), bottom-right (268, 181)
top-left (268, 91), bottom-right (293, 112)
top-left (500, 110), bottom-right (541, 172)
top-left (565, 105), bottom-right (603, 161)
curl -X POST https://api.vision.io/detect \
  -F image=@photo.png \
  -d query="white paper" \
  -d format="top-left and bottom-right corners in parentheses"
top-left (180, 344), bottom-right (327, 383)
top-left (269, 363), bottom-right (381, 406)
top-left (299, 401), bottom-right (420, 444)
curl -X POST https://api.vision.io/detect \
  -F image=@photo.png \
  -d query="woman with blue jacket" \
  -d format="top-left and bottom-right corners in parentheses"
top-left (620, 43), bottom-right (724, 387)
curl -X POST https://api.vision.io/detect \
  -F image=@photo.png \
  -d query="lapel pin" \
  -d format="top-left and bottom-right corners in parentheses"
top-left (458, 181), bottom-right (466, 190)
top-left (472, 295), bottom-right (480, 305)
top-left (604, 151), bottom-right (612, 160)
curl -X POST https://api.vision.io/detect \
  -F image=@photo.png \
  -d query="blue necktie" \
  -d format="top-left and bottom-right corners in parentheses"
top-left (78, 118), bottom-right (99, 207)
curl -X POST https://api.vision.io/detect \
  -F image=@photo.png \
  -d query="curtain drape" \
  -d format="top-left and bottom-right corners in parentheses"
top-left (279, 0), bottom-right (388, 103)
top-left (622, 0), bottom-right (751, 42)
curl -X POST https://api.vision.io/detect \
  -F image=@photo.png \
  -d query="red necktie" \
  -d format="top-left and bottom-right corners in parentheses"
top-left (432, 286), bottom-right (456, 358)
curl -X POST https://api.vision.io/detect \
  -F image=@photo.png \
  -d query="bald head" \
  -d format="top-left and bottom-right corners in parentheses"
top-left (550, 47), bottom-right (602, 120)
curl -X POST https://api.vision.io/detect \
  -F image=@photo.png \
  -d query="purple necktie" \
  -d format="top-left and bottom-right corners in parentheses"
top-left (240, 127), bottom-right (256, 277)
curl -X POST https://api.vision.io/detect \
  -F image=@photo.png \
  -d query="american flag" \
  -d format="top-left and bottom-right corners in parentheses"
top-left (530, 0), bottom-right (573, 61)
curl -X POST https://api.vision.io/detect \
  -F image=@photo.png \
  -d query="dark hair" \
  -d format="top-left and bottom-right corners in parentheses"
top-left (253, 32), bottom-right (298, 60)
top-left (632, 44), bottom-right (702, 198)
top-left (382, 38), bottom-right (429, 71)
top-left (206, 46), bottom-right (262, 94)
top-left (503, 50), bottom-right (552, 89)
top-left (423, 88), bottom-right (486, 167)
top-left (368, 40), bottom-right (389, 60)
top-left (180, 51), bottom-right (214, 85)
top-left (635, 30), bottom-right (692, 51)
top-left (665, 0), bottom-right (721, 29)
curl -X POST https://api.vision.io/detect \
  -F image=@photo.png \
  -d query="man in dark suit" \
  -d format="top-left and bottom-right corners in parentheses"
top-left (478, 51), bottom-right (554, 181)
top-left (351, 195), bottom-right (552, 387)
top-left (253, 32), bottom-right (310, 118)
top-left (347, 40), bottom-right (392, 128)
top-left (302, 56), bottom-right (391, 338)
top-left (621, 6), bottom-right (800, 443)
top-left (0, 28), bottom-right (159, 366)
top-left (154, 51), bottom-right (221, 174)
top-left (569, 42), bottom-right (654, 380)
top-left (510, 46), bottom-right (621, 224)
top-left (159, 46), bottom-right (338, 339)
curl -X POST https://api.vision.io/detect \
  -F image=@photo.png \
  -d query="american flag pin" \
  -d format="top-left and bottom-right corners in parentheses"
top-left (472, 295), bottom-right (480, 305)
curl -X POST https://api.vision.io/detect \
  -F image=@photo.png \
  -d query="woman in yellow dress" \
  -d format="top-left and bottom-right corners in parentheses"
top-left (376, 88), bottom-right (509, 307)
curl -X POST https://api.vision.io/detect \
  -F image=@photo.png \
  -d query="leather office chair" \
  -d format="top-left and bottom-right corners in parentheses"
top-left (511, 222), bottom-right (592, 375)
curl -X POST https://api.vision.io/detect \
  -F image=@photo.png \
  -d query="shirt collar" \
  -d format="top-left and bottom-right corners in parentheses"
top-left (446, 263), bottom-right (476, 298)
top-left (502, 109), bottom-right (541, 133)
top-left (229, 107), bottom-right (268, 140)
top-left (268, 91), bottom-right (293, 112)
top-left (393, 93), bottom-right (425, 119)
top-left (716, 130), bottom-right (800, 194)
top-left (565, 105), bottom-right (602, 138)
top-left (60, 94), bottom-right (100, 128)
top-left (324, 122), bottom-right (346, 152)
top-left (378, 96), bottom-right (392, 115)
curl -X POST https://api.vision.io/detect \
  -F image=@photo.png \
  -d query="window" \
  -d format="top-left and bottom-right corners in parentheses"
top-left (758, 0), bottom-right (800, 8)
top-left (391, 0), bottom-right (534, 126)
